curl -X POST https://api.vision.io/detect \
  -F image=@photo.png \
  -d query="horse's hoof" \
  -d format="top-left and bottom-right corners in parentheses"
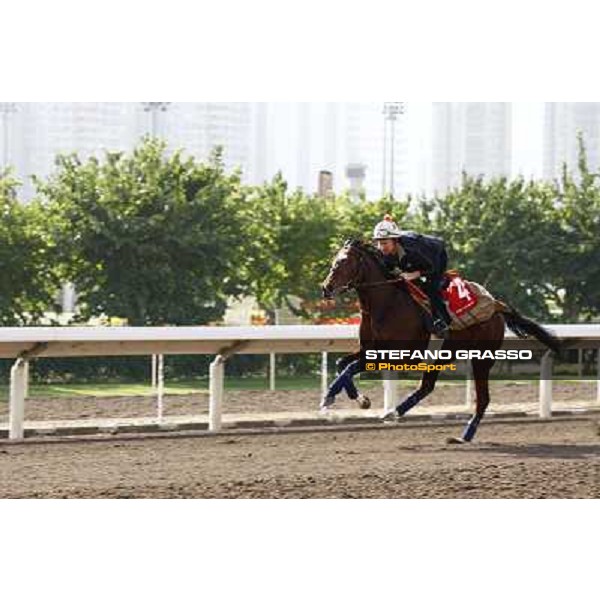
top-left (381, 409), bottom-right (400, 422)
top-left (320, 396), bottom-right (335, 411)
top-left (356, 395), bottom-right (371, 410)
top-left (446, 437), bottom-right (467, 445)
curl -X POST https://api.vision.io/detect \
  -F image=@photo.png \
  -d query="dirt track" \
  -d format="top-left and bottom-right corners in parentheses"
top-left (1, 418), bottom-right (598, 498)
top-left (0, 381), bottom-right (596, 421)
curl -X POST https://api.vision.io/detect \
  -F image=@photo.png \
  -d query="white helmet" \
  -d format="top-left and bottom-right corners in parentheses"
top-left (372, 215), bottom-right (402, 240)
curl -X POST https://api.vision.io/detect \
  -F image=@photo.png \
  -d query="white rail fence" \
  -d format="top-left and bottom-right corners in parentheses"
top-left (1, 325), bottom-right (599, 440)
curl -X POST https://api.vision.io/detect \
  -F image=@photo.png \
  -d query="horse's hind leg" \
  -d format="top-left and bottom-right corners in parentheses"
top-left (452, 359), bottom-right (494, 443)
top-left (387, 368), bottom-right (441, 418)
top-left (383, 346), bottom-right (456, 420)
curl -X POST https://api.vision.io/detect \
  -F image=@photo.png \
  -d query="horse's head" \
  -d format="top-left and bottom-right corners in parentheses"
top-left (321, 239), bottom-right (384, 299)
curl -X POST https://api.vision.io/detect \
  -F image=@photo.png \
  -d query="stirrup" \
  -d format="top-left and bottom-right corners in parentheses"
top-left (432, 318), bottom-right (451, 339)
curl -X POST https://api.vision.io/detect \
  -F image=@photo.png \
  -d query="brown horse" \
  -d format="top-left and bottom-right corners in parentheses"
top-left (321, 239), bottom-right (560, 443)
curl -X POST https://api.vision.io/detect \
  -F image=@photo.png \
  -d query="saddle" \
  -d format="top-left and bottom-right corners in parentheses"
top-left (405, 270), bottom-right (498, 331)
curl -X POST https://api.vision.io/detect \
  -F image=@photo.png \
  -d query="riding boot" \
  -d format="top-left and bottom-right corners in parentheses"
top-left (432, 299), bottom-right (452, 333)
top-left (426, 286), bottom-right (452, 338)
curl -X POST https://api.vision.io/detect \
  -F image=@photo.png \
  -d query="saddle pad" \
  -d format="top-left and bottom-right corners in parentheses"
top-left (406, 273), bottom-right (498, 331)
top-left (441, 274), bottom-right (478, 316)
top-left (446, 279), bottom-right (498, 330)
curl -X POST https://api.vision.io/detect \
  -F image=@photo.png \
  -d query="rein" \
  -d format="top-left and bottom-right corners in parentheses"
top-left (346, 244), bottom-right (405, 291)
top-left (354, 277), bottom-right (405, 289)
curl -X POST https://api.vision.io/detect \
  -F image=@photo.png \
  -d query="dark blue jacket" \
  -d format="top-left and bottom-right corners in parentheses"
top-left (397, 232), bottom-right (447, 275)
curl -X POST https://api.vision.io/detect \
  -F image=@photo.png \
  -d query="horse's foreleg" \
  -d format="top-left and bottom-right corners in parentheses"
top-left (321, 359), bottom-right (362, 409)
top-left (384, 349), bottom-right (454, 420)
top-left (336, 352), bottom-right (361, 374)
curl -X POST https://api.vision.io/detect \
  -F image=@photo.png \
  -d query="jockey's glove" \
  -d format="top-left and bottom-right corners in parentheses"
top-left (401, 271), bottom-right (423, 281)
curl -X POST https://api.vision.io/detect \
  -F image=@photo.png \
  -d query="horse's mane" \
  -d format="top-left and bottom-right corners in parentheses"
top-left (345, 239), bottom-right (408, 312)
top-left (347, 239), bottom-right (395, 279)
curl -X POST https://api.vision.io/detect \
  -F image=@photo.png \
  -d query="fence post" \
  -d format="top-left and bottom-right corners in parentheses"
top-left (207, 341), bottom-right (249, 433)
top-left (597, 348), bottom-right (600, 405)
top-left (269, 353), bottom-right (276, 391)
top-left (157, 354), bottom-right (164, 421)
top-left (383, 375), bottom-right (399, 414)
top-left (151, 354), bottom-right (157, 389)
top-left (23, 360), bottom-right (29, 400)
top-left (321, 352), bottom-right (328, 400)
top-left (209, 355), bottom-right (225, 432)
top-left (9, 359), bottom-right (27, 440)
top-left (539, 350), bottom-right (553, 419)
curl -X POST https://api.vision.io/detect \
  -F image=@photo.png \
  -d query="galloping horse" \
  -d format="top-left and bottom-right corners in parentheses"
top-left (321, 239), bottom-right (560, 443)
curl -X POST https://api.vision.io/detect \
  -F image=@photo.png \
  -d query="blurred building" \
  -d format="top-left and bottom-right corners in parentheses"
top-left (344, 102), bottom-right (409, 199)
top-left (252, 102), bottom-right (410, 199)
top-left (4, 102), bottom-right (255, 200)
top-left (543, 102), bottom-right (600, 180)
top-left (432, 102), bottom-right (512, 193)
top-left (10, 102), bottom-right (137, 199)
top-left (251, 102), bottom-right (346, 193)
top-left (317, 170), bottom-right (334, 197)
top-left (346, 163), bottom-right (366, 201)
top-left (161, 102), bottom-right (253, 175)
top-left (0, 102), bottom-right (18, 168)
top-left (2, 102), bottom-right (423, 202)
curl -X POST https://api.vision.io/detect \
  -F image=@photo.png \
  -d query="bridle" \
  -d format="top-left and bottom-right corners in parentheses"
top-left (332, 242), bottom-right (405, 293)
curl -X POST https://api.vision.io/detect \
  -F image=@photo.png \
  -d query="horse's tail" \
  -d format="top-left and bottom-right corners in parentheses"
top-left (495, 301), bottom-right (561, 355)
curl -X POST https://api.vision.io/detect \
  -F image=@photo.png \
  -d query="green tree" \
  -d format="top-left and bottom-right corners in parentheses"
top-left (36, 140), bottom-right (247, 325)
top-left (242, 184), bottom-right (412, 321)
top-left (237, 174), bottom-right (288, 313)
top-left (242, 178), bottom-right (342, 319)
top-left (553, 134), bottom-right (600, 321)
top-left (414, 174), bottom-right (562, 321)
top-left (0, 169), bottom-right (61, 324)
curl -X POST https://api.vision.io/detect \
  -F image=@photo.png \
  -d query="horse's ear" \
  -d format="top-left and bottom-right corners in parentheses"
top-left (345, 238), bottom-right (362, 248)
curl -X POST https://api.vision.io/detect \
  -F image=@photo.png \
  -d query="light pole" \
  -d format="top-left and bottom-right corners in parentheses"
top-left (141, 102), bottom-right (170, 137)
top-left (382, 102), bottom-right (405, 198)
top-left (0, 103), bottom-right (18, 167)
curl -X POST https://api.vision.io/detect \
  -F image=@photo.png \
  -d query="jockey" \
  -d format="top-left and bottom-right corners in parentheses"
top-left (372, 215), bottom-right (452, 337)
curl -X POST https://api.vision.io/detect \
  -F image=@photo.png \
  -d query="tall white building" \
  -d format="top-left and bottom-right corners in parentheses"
top-left (3, 102), bottom-right (424, 202)
top-left (161, 103), bottom-right (253, 175)
top-left (252, 102), bottom-right (411, 199)
top-left (1, 103), bottom-right (19, 169)
top-left (345, 102), bottom-right (409, 199)
top-left (250, 102), bottom-right (346, 192)
top-left (432, 102), bottom-right (512, 193)
top-left (10, 103), bottom-right (138, 199)
top-left (4, 102), bottom-right (256, 199)
top-left (543, 102), bottom-right (600, 180)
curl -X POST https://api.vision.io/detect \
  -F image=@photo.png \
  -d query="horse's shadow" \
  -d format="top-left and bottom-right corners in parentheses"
top-left (459, 442), bottom-right (600, 460)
